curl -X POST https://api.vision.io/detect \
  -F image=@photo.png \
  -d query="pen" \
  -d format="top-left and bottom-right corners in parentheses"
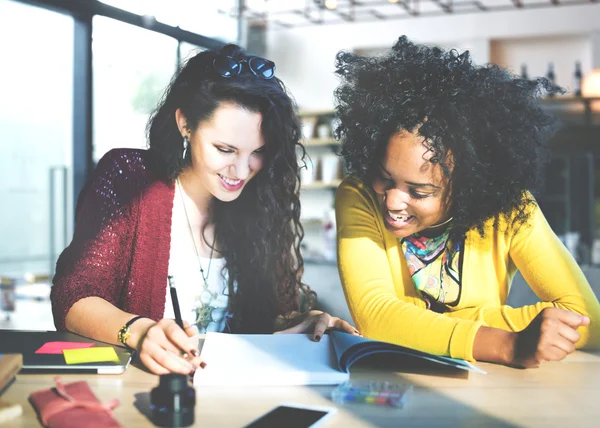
top-left (168, 275), bottom-right (184, 330)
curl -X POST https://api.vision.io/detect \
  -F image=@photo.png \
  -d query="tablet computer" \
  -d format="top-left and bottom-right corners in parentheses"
top-left (0, 330), bottom-right (131, 374)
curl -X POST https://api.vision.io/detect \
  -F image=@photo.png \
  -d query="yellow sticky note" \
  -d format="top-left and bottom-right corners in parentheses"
top-left (63, 347), bottom-right (120, 365)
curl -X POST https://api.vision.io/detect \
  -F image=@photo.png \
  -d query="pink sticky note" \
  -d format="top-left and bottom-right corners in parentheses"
top-left (35, 341), bottom-right (95, 354)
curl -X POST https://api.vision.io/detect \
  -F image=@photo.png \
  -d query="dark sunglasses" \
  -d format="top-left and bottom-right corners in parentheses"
top-left (213, 54), bottom-right (276, 80)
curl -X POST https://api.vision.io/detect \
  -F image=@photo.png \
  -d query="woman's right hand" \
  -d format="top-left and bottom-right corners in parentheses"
top-left (511, 307), bottom-right (589, 368)
top-left (131, 318), bottom-right (206, 375)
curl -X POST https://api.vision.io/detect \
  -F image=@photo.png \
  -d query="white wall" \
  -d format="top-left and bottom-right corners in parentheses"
top-left (490, 35), bottom-right (591, 93)
top-left (266, 4), bottom-right (600, 258)
top-left (267, 4), bottom-right (600, 110)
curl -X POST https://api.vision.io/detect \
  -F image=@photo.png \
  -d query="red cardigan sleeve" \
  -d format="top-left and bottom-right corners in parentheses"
top-left (51, 149), bottom-right (142, 331)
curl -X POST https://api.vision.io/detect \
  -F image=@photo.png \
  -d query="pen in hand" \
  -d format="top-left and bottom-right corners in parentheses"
top-left (168, 275), bottom-right (205, 370)
top-left (168, 275), bottom-right (185, 330)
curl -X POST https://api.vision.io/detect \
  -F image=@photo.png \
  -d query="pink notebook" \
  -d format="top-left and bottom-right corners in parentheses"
top-left (29, 378), bottom-right (121, 428)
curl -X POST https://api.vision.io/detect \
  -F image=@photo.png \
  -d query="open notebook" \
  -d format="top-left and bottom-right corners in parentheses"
top-left (194, 331), bottom-right (485, 386)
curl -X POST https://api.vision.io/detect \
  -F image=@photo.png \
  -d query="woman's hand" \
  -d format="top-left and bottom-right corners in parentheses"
top-left (130, 318), bottom-right (206, 375)
top-left (275, 310), bottom-right (361, 342)
top-left (511, 307), bottom-right (589, 368)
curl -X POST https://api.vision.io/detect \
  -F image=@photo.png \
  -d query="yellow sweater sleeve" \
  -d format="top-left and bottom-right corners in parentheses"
top-left (335, 177), bottom-right (483, 360)
top-left (420, 200), bottom-right (600, 349)
top-left (507, 203), bottom-right (600, 348)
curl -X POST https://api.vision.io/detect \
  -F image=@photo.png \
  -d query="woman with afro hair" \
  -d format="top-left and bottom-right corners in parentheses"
top-left (334, 36), bottom-right (600, 368)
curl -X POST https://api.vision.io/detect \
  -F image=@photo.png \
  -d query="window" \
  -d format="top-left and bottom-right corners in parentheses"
top-left (0, 0), bottom-right (74, 278)
top-left (92, 16), bottom-right (178, 161)
top-left (179, 41), bottom-right (206, 65)
top-left (98, 0), bottom-right (239, 43)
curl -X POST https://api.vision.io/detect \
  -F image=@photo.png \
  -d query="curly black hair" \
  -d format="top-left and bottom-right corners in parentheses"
top-left (334, 35), bottom-right (562, 240)
top-left (147, 44), bottom-right (314, 333)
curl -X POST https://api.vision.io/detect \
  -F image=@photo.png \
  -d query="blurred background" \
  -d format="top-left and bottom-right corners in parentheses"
top-left (1, 0), bottom-right (599, 330)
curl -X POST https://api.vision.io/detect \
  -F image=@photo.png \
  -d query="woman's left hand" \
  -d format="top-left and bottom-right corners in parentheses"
top-left (275, 310), bottom-right (361, 342)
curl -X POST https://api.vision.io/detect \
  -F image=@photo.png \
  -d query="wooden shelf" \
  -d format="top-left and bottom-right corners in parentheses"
top-left (298, 109), bottom-right (335, 117)
top-left (303, 138), bottom-right (340, 147)
top-left (542, 96), bottom-right (600, 104)
top-left (301, 180), bottom-right (342, 190)
top-left (541, 96), bottom-right (600, 126)
top-left (301, 218), bottom-right (324, 228)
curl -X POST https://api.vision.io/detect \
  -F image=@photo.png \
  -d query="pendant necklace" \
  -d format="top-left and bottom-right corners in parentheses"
top-left (177, 178), bottom-right (218, 330)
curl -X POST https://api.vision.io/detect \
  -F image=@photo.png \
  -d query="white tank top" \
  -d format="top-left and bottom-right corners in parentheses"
top-left (164, 182), bottom-right (233, 333)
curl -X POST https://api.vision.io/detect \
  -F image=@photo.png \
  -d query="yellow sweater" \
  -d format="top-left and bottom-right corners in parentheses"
top-left (336, 176), bottom-right (600, 361)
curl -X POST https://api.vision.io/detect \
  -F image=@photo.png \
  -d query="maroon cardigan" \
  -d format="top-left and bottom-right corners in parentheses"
top-left (52, 149), bottom-right (178, 330)
top-left (52, 148), bottom-right (299, 331)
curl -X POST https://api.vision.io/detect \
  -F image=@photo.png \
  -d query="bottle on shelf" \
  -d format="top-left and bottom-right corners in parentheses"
top-left (545, 62), bottom-right (556, 97)
top-left (573, 61), bottom-right (583, 97)
top-left (520, 63), bottom-right (528, 80)
top-left (322, 209), bottom-right (336, 262)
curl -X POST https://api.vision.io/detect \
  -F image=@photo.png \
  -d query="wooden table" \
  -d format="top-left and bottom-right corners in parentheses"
top-left (3, 351), bottom-right (600, 427)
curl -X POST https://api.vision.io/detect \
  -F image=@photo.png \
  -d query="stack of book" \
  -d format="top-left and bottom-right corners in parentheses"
top-left (0, 353), bottom-right (21, 394)
top-left (0, 353), bottom-right (23, 424)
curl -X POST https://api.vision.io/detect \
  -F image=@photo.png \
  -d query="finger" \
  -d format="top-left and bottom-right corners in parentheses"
top-left (333, 319), bottom-right (361, 336)
top-left (139, 352), bottom-right (170, 375)
top-left (312, 314), bottom-right (332, 342)
top-left (162, 321), bottom-right (200, 356)
top-left (145, 325), bottom-right (185, 356)
top-left (279, 315), bottom-right (318, 334)
top-left (185, 324), bottom-right (199, 337)
top-left (152, 345), bottom-right (197, 374)
top-left (182, 320), bottom-right (201, 337)
top-left (550, 335), bottom-right (576, 356)
top-left (553, 309), bottom-right (587, 329)
top-left (307, 310), bottom-right (324, 317)
top-left (188, 355), bottom-right (207, 370)
top-left (545, 344), bottom-right (569, 362)
top-left (138, 341), bottom-right (196, 374)
top-left (557, 323), bottom-right (581, 344)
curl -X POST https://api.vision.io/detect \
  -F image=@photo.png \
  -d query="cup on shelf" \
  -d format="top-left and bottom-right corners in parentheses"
top-left (302, 121), bottom-right (315, 140)
top-left (300, 159), bottom-right (316, 185)
top-left (317, 123), bottom-right (331, 139)
top-left (330, 117), bottom-right (340, 136)
top-left (320, 154), bottom-right (340, 184)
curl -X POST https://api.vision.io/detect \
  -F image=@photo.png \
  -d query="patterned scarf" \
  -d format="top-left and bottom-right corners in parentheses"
top-left (401, 228), bottom-right (464, 309)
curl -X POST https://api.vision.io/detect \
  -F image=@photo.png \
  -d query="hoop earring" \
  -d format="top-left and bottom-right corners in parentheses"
top-left (429, 216), bottom-right (453, 229)
top-left (182, 136), bottom-right (189, 160)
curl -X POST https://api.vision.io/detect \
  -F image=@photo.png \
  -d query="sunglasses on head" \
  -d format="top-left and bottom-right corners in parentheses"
top-left (212, 54), bottom-right (276, 80)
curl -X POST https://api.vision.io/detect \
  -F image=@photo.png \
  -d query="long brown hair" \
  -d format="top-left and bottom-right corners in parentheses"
top-left (147, 44), bottom-right (315, 332)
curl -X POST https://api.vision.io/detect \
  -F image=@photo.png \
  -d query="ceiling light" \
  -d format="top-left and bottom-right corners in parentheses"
top-left (325, 0), bottom-right (338, 10)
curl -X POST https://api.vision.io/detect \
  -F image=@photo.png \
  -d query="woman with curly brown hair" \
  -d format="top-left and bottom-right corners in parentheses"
top-left (334, 36), bottom-right (600, 368)
top-left (51, 44), bottom-right (357, 375)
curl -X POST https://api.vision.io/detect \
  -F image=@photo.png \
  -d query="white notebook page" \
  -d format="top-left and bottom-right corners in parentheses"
top-left (194, 333), bottom-right (349, 386)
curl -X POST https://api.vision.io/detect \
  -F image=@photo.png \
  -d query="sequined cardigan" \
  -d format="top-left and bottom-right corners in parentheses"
top-left (52, 148), bottom-right (302, 331)
top-left (51, 149), bottom-right (176, 330)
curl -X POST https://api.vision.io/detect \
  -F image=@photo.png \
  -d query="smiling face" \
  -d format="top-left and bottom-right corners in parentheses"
top-left (372, 130), bottom-right (452, 239)
top-left (177, 102), bottom-right (265, 203)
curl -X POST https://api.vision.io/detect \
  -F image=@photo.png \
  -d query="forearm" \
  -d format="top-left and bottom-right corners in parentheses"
top-left (445, 302), bottom-right (554, 332)
top-left (510, 203), bottom-right (600, 348)
top-left (65, 296), bottom-right (155, 349)
top-left (472, 325), bottom-right (517, 365)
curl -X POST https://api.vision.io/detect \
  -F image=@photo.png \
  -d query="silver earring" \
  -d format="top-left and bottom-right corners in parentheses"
top-left (182, 136), bottom-right (189, 160)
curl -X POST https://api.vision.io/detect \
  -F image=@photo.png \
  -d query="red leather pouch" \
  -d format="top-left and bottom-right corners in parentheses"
top-left (29, 377), bottom-right (121, 428)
